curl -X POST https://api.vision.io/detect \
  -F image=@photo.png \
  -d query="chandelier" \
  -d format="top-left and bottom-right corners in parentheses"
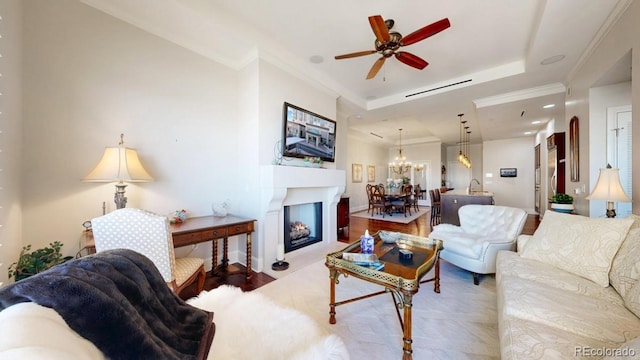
top-left (389, 128), bottom-right (412, 175)
top-left (457, 114), bottom-right (472, 168)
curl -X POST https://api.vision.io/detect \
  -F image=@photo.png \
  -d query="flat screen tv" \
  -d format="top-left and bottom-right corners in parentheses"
top-left (282, 102), bottom-right (336, 162)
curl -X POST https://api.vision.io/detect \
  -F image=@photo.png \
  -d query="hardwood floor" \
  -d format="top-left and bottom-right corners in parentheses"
top-left (181, 208), bottom-right (540, 299)
top-left (339, 207), bottom-right (540, 242)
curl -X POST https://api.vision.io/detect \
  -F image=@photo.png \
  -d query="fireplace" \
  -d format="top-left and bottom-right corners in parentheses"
top-left (284, 202), bottom-right (322, 252)
top-left (260, 165), bottom-right (346, 277)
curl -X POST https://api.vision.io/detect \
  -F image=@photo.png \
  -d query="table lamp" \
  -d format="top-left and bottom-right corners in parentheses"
top-left (586, 164), bottom-right (630, 218)
top-left (83, 134), bottom-right (153, 209)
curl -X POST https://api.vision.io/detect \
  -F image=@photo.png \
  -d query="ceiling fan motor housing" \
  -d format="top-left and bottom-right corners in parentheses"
top-left (375, 31), bottom-right (402, 55)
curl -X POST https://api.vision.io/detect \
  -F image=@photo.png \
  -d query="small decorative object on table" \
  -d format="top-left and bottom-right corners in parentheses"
top-left (171, 209), bottom-right (187, 224)
top-left (303, 156), bottom-right (323, 168)
top-left (360, 229), bottom-right (374, 254)
top-left (379, 230), bottom-right (402, 244)
top-left (212, 200), bottom-right (230, 217)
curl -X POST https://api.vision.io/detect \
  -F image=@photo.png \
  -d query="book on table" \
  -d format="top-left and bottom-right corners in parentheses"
top-left (342, 252), bottom-right (385, 271)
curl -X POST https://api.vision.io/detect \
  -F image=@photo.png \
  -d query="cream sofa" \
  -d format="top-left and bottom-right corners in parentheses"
top-left (428, 204), bottom-right (527, 285)
top-left (496, 211), bottom-right (640, 359)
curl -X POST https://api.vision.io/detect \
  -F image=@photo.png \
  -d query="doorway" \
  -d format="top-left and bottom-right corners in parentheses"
top-left (607, 105), bottom-right (632, 217)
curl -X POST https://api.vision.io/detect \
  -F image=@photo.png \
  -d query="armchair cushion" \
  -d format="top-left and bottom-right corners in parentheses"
top-left (520, 211), bottom-right (634, 287)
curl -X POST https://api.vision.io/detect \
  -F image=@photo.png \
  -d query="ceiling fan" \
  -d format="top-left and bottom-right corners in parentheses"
top-left (335, 15), bottom-right (450, 79)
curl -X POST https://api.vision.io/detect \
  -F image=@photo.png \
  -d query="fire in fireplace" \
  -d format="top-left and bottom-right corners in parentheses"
top-left (284, 202), bottom-right (323, 253)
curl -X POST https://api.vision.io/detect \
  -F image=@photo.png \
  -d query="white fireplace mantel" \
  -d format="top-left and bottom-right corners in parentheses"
top-left (259, 165), bottom-right (346, 277)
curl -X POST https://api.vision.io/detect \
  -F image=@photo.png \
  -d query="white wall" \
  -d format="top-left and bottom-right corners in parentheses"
top-left (588, 82), bottom-right (632, 217)
top-left (13, 0), bottom-right (344, 279)
top-left (444, 143), bottom-right (483, 190)
top-left (346, 134), bottom-right (388, 212)
top-left (566, 0), bottom-right (640, 216)
top-left (0, 0), bottom-right (24, 287)
top-left (20, 0), bottom-right (240, 270)
top-left (483, 138), bottom-right (535, 212)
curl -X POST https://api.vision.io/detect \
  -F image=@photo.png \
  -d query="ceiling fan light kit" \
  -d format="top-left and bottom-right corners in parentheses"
top-left (335, 15), bottom-right (450, 79)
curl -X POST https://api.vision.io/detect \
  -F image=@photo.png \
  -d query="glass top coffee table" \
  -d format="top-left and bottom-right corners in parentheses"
top-left (325, 231), bottom-right (442, 360)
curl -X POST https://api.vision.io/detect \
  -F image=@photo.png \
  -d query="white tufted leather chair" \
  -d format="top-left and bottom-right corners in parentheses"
top-left (91, 208), bottom-right (206, 296)
top-left (428, 204), bottom-right (527, 285)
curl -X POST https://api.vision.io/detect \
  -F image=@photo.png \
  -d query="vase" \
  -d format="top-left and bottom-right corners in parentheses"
top-left (551, 203), bottom-right (574, 213)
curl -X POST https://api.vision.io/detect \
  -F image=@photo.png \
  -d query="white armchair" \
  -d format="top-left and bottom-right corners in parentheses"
top-left (428, 204), bottom-right (527, 285)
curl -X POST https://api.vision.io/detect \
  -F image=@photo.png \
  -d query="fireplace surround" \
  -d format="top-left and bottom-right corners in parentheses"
top-left (260, 165), bottom-right (345, 277)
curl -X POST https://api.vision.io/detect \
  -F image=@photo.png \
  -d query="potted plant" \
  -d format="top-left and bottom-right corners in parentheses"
top-left (303, 156), bottom-right (323, 168)
top-left (550, 193), bottom-right (574, 213)
top-left (8, 241), bottom-right (73, 281)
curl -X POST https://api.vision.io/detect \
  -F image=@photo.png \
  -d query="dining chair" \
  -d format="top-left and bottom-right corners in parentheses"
top-left (371, 185), bottom-right (391, 218)
top-left (411, 185), bottom-right (420, 212)
top-left (429, 189), bottom-right (441, 228)
top-left (390, 185), bottom-right (412, 217)
top-left (91, 208), bottom-right (206, 296)
top-left (414, 184), bottom-right (424, 200)
top-left (366, 184), bottom-right (375, 215)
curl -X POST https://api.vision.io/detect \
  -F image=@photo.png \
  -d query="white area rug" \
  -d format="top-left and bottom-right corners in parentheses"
top-left (255, 258), bottom-right (500, 359)
top-left (351, 206), bottom-right (430, 224)
top-left (187, 285), bottom-right (349, 360)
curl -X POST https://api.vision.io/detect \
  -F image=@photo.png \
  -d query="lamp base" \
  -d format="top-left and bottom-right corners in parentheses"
top-left (606, 201), bottom-right (617, 218)
top-left (114, 183), bottom-right (128, 209)
top-left (271, 260), bottom-right (289, 271)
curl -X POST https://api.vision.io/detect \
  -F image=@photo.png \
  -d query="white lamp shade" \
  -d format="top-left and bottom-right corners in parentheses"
top-left (83, 147), bottom-right (153, 182)
top-left (586, 167), bottom-right (631, 202)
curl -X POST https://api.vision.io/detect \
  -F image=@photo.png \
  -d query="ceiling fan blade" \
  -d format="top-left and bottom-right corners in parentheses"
top-left (368, 15), bottom-right (390, 42)
top-left (366, 57), bottom-right (386, 79)
top-left (400, 18), bottom-right (450, 46)
top-left (334, 50), bottom-right (377, 60)
top-left (395, 51), bottom-right (429, 70)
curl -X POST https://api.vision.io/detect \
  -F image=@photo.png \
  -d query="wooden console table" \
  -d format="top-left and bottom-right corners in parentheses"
top-left (84, 215), bottom-right (256, 281)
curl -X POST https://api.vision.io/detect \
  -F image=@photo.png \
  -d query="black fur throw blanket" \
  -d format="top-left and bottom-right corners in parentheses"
top-left (0, 249), bottom-right (214, 360)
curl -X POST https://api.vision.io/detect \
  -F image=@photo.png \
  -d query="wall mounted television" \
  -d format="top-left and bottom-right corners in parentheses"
top-left (282, 102), bottom-right (336, 162)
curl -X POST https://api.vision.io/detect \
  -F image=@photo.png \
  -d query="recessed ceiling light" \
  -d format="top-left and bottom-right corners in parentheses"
top-left (309, 55), bottom-right (324, 64)
top-left (540, 55), bottom-right (565, 65)
top-left (531, 120), bottom-right (541, 124)
top-left (524, 131), bottom-right (534, 135)
top-left (543, 104), bottom-right (555, 109)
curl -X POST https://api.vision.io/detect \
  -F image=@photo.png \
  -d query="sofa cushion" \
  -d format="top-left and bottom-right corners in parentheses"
top-left (498, 272), bottom-right (640, 345)
top-left (499, 312), bottom-right (620, 360)
top-left (624, 280), bottom-right (640, 319)
top-left (0, 302), bottom-right (105, 359)
top-left (497, 251), bottom-right (623, 304)
top-left (520, 211), bottom-right (634, 287)
top-left (610, 214), bottom-right (640, 297)
top-left (603, 336), bottom-right (640, 359)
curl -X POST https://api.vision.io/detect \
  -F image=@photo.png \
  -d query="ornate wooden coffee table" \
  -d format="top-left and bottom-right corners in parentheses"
top-left (325, 231), bottom-right (442, 360)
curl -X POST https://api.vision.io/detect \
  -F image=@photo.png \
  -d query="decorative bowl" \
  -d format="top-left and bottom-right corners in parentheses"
top-left (379, 231), bottom-right (402, 244)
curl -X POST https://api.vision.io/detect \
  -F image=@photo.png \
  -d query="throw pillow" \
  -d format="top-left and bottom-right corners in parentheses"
top-left (520, 211), bottom-right (634, 287)
top-left (609, 214), bottom-right (640, 297)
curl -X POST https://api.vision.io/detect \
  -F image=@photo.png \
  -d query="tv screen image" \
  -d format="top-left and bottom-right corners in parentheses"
top-left (282, 102), bottom-right (336, 162)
